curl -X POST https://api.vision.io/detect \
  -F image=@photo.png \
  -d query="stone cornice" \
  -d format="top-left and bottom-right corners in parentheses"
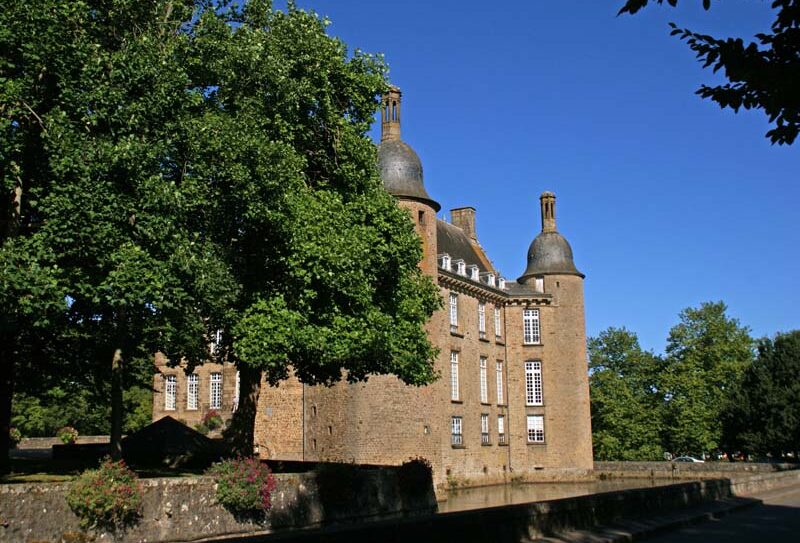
top-left (437, 269), bottom-right (552, 306)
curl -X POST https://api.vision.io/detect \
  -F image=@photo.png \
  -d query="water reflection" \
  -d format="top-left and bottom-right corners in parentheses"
top-left (439, 478), bottom-right (675, 513)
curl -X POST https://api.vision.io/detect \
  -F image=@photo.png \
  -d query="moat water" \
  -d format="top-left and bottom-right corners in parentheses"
top-left (439, 478), bottom-right (676, 513)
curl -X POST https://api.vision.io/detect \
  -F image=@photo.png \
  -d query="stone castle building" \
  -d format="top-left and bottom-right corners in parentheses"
top-left (153, 88), bottom-right (593, 489)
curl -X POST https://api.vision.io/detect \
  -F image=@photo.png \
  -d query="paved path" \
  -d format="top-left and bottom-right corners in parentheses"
top-left (645, 485), bottom-right (800, 543)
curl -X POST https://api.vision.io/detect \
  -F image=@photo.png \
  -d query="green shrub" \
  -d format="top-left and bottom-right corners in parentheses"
top-left (9, 427), bottom-right (22, 448)
top-left (207, 457), bottom-right (276, 515)
top-left (202, 410), bottom-right (223, 431)
top-left (66, 458), bottom-right (142, 530)
top-left (57, 426), bottom-right (79, 444)
top-left (194, 422), bottom-right (209, 435)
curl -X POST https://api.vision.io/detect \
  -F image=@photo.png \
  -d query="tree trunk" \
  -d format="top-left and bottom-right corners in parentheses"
top-left (223, 364), bottom-right (262, 457)
top-left (0, 341), bottom-right (14, 474)
top-left (110, 347), bottom-right (124, 459)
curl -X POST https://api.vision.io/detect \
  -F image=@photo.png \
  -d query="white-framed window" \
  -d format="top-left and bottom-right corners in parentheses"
top-left (498, 277), bottom-right (506, 290)
top-left (440, 254), bottom-right (451, 271)
top-left (210, 372), bottom-right (222, 409)
top-left (525, 360), bottom-right (543, 406)
top-left (527, 415), bottom-right (545, 443)
top-left (481, 414), bottom-right (490, 445)
top-left (469, 265), bottom-right (479, 281)
top-left (456, 260), bottom-right (466, 276)
top-left (211, 329), bottom-right (223, 355)
top-left (449, 293), bottom-right (458, 332)
top-left (498, 414), bottom-right (506, 444)
top-left (523, 308), bottom-right (541, 344)
top-left (479, 357), bottom-right (488, 403)
top-left (451, 416), bottom-right (463, 446)
top-left (478, 302), bottom-right (486, 339)
top-left (232, 371), bottom-right (240, 412)
top-left (486, 273), bottom-right (495, 287)
top-left (187, 374), bottom-right (199, 410)
top-left (164, 375), bottom-right (177, 411)
top-left (534, 277), bottom-right (544, 292)
top-left (450, 351), bottom-right (460, 401)
top-left (496, 361), bottom-right (505, 405)
top-left (494, 306), bottom-right (502, 338)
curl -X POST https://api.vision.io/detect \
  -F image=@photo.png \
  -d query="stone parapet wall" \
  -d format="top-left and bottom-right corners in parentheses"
top-left (0, 465), bottom-right (435, 543)
top-left (595, 461), bottom-right (798, 480)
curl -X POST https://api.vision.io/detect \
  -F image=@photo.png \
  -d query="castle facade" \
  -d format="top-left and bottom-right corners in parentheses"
top-left (152, 88), bottom-right (593, 489)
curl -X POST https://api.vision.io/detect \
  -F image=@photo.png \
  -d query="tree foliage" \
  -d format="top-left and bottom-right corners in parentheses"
top-left (1, 0), bottom-right (440, 464)
top-left (722, 330), bottom-right (800, 457)
top-left (661, 301), bottom-right (754, 455)
top-left (589, 327), bottom-right (666, 460)
top-left (619, 1), bottom-right (800, 144)
top-left (589, 302), bottom-right (754, 460)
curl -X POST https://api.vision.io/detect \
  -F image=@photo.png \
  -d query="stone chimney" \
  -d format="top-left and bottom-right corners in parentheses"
top-left (451, 207), bottom-right (477, 241)
top-left (540, 192), bottom-right (556, 233)
top-left (381, 86), bottom-right (401, 142)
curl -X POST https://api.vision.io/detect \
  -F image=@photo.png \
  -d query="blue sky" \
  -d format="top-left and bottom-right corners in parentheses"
top-left (291, 0), bottom-right (798, 354)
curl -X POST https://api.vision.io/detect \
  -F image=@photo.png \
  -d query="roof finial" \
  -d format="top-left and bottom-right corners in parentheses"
top-left (381, 86), bottom-right (401, 142)
top-left (540, 191), bottom-right (556, 233)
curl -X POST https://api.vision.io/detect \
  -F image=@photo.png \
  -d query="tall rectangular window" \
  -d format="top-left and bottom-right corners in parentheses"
top-left (451, 416), bottom-right (463, 446)
top-left (449, 293), bottom-right (458, 332)
top-left (525, 360), bottom-right (543, 406)
top-left (164, 375), bottom-right (177, 411)
top-left (498, 415), bottom-right (506, 444)
top-left (527, 415), bottom-right (545, 443)
top-left (450, 351), bottom-right (460, 401)
top-left (478, 302), bottom-right (486, 339)
top-left (210, 372), bottom-right (222, 409)
top-left (232, 370), bottom-right (240, 412)
top-left (496, 361), bottom-right (505, 405)
top-left (479, 357), bottom-right (488, 403)
top-left (494, 306), bottom-right (502, 338)
top-left (481, 414), bottom-right (490, 445)
top-left (523, 308), bottom-right (541, 344)
top-left (187, 374), bottom-right (199, 410)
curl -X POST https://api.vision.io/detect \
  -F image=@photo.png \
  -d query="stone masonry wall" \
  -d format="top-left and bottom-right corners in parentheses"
top-left (0, 466), bottom-right (436, 543)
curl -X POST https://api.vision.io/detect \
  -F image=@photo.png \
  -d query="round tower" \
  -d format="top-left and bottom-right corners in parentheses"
top-left (518, 192), bottom-right (593, 470)
top-left (377, 86), bottom-right (440, 277)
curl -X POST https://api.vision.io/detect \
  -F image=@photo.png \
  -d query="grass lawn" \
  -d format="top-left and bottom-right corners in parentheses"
top-left (1, 456), bottom-right (207, 484)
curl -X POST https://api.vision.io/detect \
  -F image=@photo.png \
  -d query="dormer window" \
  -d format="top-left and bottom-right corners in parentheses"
top-left (455, 260), bottom-right (466, 276)
top-left (498, 277), bottom-right (506, 290)
top-left (481, 272), bottom-right (496, 287)
top-left (469, 265), bottom-right (479, 281)
top-left (534, 277), bottom-right (544, 293)
top-left (439, 254), bottom-right (451, 271)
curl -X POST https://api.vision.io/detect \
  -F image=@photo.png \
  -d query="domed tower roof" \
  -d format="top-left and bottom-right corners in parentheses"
top-left (518, 192), bottom-right (583, 282)
top-left (377, 87), bottom-right (440, 211)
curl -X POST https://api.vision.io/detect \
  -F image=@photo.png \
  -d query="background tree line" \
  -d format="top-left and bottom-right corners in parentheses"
top-left (590, 301), bottom-right (800, 461)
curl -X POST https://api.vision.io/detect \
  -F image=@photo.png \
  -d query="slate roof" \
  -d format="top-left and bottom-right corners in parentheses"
top-left (436, 220), bottom-right (493, 274)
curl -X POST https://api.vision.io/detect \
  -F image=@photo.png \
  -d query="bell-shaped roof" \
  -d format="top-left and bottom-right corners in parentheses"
top-left (518, 192), bottom-right (583, 282)
top-left (377, 87), bottom-right (440, 211)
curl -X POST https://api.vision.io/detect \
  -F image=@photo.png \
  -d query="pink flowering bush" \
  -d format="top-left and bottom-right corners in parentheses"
top-left (207, 457), bottom-right (276, 515)
top-left (66, 458), bottom-right (142, 529)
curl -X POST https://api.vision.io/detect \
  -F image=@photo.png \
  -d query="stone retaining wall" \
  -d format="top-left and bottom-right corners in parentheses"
top-left (0, 465), bottom-right (436, 543)
top-left (594, 461), bottom-right (797, 480)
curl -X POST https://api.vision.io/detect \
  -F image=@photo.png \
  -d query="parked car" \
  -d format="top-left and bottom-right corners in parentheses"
top-left (673, 456), bottom-right (705, 463)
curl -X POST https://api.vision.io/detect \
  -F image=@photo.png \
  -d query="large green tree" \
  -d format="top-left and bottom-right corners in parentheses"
top-left (722, 330), bottom-right (800, 458)
top-left (589, 327), bottom-right (666, 460)
top-left (661, 301), bottom-right (754, 456)
top-left (619, 1), bottom-right (800, 144)
top-left (185, 1), bottom-right (440, 454)
top-left (1, 0), bottom-right (440, 467)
